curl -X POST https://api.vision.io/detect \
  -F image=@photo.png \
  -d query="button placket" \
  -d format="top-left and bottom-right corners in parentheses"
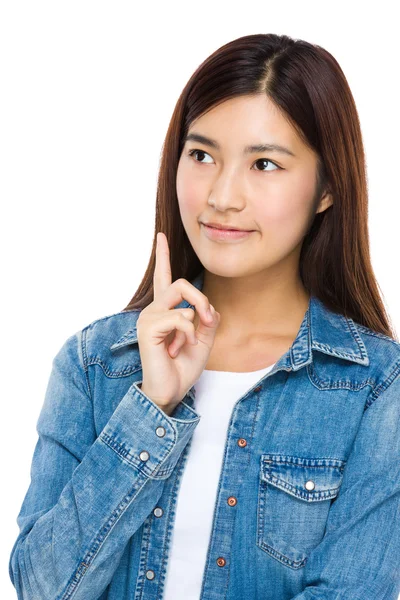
top-left (141, 424), bottom-right (172, 585)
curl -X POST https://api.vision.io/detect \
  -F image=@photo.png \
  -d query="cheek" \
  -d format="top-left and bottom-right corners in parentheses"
top-left (176, 169), bottom-right (204, 220)
top-left (177, 190), bottom-right (200, 227)
top-left (257, 190), bottom-right (315, 244)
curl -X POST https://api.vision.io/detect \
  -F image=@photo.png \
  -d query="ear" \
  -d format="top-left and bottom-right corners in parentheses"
top-left (315, 190), bottom-right (333, 215)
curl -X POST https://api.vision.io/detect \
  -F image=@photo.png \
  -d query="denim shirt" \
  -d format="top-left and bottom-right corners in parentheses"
top-left (9, 269), bottom-right (400, 600)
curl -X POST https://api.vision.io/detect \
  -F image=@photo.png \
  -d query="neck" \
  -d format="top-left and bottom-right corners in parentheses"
top-left (197, 268), bottom-right (310, 344)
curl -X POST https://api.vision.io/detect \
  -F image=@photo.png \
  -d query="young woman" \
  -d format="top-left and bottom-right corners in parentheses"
top-left (9, 33), bottom-right (400, 600)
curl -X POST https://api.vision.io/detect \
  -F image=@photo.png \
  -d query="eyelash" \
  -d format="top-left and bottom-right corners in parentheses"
top-left (186, 148), bottom-right (282, 172)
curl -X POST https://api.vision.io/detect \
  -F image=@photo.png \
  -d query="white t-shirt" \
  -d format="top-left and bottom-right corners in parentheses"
top-left (163, 363), bottom-right (276, 599)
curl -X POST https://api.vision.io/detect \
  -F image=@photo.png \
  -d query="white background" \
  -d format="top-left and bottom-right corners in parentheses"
top-left (1, 1), bottom-right (399, 597)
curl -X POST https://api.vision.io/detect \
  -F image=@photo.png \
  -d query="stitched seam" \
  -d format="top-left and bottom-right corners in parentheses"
top-left (84, 308), bottom-right (140, 332)
top-left (356, 323), bottom-right (400, 346)
top-left (307, 362), bottom-right (375, 391)
top-left (60, 475), bottom-right (150, 599)
top-left (86, 358), bottom-right (141, 378)
top-left (344, 316), bottom-right (369, 357)
top-left (367, 362), bottom-right (400, 408)
top-left (99, 432), bottom-right (175, 477)
top-left (263, 456), bottom-right (346, 466)
top-left (80, 327), bottom-right (92, 400)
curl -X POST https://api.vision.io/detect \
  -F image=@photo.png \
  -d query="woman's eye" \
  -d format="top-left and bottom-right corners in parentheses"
top-left (187, 149), bottom-right (281, 172)
top-left (253, 158), bottom-right (281, 172)
top-left (187, 149), bottom-right (214, 164)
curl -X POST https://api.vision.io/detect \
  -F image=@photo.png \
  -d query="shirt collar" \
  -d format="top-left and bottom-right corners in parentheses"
top-left (110, 269), bottom-right (369, 368)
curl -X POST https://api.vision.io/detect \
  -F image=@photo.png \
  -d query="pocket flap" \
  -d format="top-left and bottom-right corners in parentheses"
top-left (261, 454), bottom-right (346, 502)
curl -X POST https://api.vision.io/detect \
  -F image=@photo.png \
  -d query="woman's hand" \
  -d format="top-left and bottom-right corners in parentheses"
top-left (136, 232), bottom-right (220, 413)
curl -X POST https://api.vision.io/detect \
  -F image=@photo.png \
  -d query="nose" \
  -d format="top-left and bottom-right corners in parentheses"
top-left (208, 168), bottom-right (246, 212)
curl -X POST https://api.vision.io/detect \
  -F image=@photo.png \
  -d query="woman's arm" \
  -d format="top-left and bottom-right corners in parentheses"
top-left (9, 330), bottom-right (200, 600)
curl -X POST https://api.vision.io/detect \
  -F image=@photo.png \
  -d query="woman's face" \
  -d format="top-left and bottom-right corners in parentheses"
top-left (176, 94), bottom-right (332, 278)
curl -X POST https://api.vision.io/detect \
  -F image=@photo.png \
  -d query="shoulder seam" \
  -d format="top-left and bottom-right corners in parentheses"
top-left (366, 361), bottom-right (400, 409)
top-left (356, 323), bottom-right (400, 347)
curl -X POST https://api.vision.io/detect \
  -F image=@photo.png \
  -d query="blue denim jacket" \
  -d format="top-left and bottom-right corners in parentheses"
top-left (9, 269), bottom-right (400, 600)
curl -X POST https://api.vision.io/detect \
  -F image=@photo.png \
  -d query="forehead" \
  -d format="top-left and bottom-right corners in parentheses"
top-left (187, 94), bottom-right (314, 159)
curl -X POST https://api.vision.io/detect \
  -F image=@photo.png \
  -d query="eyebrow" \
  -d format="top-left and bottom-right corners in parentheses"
top-left (183, 132), bottom-right (296, 157)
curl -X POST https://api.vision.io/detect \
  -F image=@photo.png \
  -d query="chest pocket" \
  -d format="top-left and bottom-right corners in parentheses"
top-left (257, 454), bottom-right (346, 570)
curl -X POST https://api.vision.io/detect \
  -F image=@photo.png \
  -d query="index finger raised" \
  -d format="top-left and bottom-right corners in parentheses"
top-left (153, 232), bottom-right (172, 301)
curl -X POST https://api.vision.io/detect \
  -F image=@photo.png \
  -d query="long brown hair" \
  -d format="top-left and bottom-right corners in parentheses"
top-left (122, 33), bottom-right (397, 341)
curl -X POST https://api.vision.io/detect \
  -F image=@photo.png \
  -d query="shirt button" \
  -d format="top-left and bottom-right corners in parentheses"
top-left (237, 438), bottom-right (247, 447)
top-left (146, 569), bottom-right (155, 580)
top-left (216, 557), bottom-right (226, 567)
top-left (155, 426), bottom-right (166, 437)
top-left (139, 450), bottom-right (150, 461)
top-left (254, 386), bottom-right (262, 393)
top-left (153, 507), bottom-right (163, 517)
top-left (305, 479), bottom-right (315, 491)
top-left (227, 496), bottom-right (237, 506)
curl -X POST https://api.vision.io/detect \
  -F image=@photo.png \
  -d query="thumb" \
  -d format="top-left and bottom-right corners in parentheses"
top-left (196, 305), bottom-right (220, 340)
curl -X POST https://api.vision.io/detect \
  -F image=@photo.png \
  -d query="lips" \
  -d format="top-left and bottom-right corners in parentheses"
top-left (201, 223), bottom-right (255, 241)
top-left (203, 223), bottom-right (252, 232)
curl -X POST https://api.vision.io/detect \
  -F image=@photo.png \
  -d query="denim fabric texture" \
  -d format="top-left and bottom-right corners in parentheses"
top-left (9, 268), bottom-right (400, 599)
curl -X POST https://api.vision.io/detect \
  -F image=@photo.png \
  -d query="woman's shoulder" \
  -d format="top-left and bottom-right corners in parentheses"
top-left (348, 321), bottom-right (400, 396)
top-left (354, 321), bottom-right (400, 361)
top-left (80, 307), bottom-right (142, 357)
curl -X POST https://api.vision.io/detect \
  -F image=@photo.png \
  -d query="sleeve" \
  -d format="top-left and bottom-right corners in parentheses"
top-left (8, 329), bottom-right (201, 600)
top-left (291, 370), bottom-right (400, 600)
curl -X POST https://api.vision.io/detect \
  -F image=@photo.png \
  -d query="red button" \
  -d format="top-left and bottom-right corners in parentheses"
top-left (216, 557), bottom-right (226, 567)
